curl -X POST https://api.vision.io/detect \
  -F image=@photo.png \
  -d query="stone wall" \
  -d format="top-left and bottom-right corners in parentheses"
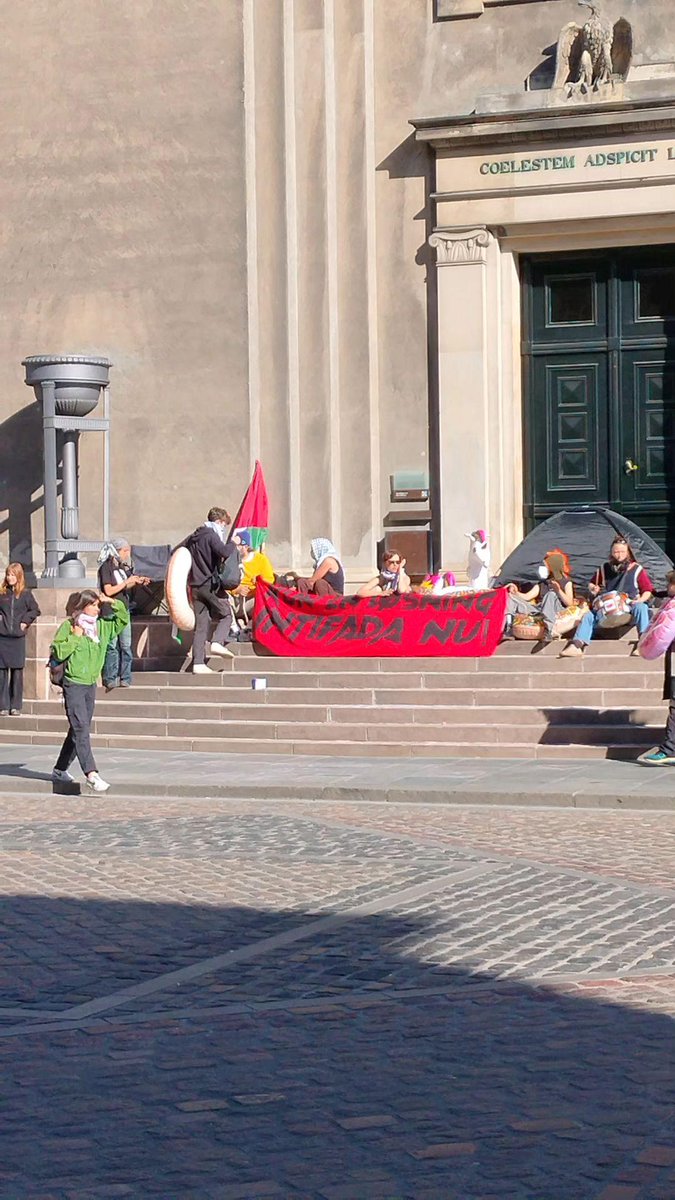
top-left (1, 0), bottom-right (674, 581)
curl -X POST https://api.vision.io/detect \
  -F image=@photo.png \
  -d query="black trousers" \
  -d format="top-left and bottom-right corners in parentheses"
top-left (192, 584), bottom-right (233, 665)
top-left (0, 667), bottom-right (23, 712)
top-left (55, 682), bottom-right (97, 775)
top-left (660, 700), bottom-right (675, 756)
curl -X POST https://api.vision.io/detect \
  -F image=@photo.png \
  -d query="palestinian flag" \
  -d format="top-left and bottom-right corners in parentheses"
top-left (231, 460), bottom-right (269, 550)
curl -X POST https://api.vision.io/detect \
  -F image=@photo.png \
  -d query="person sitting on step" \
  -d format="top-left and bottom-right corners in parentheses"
top-left (357, 548), bottom-right (411, 598)
top-left (296, 538), bottom-right (345, 596)
top-left (504, 549), bottom-right (573, 643)
top-left (560, 535), bottom-right (653, 658)
top-left (228, 531), bottom-right (275, 632)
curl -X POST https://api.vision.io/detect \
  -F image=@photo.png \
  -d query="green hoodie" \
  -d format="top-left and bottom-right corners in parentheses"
top-left (52, 599), bottom-right (130, 685)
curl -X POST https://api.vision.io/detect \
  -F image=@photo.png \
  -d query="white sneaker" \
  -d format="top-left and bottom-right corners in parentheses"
top-left (209, 642), bottom-right (234, 658)
top-left (86, 772), bottom-right (110, 793)
top-left (193, 663), bottom-right (215, 674)
top-left (52, 767), bottom-right (75, 783)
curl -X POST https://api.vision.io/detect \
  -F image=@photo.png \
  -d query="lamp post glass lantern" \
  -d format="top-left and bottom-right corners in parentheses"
top-left (22, 354), bottom-right (112, 584)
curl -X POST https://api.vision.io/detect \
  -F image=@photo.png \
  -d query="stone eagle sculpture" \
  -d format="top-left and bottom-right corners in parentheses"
top-left (553, 1), bottom-right (632, 94)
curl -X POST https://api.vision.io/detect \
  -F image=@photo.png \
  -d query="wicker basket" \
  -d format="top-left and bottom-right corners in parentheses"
top-left (512, 615), bottom-right (545, 640)
top-left (513, 601), bottom-right (589, 642)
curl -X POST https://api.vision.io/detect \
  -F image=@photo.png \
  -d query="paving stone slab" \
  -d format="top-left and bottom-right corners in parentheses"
top-left (0, 745), bottom-right (673, 808)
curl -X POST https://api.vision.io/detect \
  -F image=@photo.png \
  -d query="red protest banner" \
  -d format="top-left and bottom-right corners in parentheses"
top-left (252, 582), bottom-right (508, 658)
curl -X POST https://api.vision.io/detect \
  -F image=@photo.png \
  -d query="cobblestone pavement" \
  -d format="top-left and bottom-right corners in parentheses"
top-left (0, 794), bottom-right (674, 1199)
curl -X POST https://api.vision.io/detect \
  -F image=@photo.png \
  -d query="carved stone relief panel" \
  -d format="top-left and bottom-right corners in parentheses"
top-left (435, 0), bottom-right (563, 21)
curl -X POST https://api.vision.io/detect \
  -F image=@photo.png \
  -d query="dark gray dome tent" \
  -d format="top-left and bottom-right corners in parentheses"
top-left (494, 509), bottom-right (674, 594)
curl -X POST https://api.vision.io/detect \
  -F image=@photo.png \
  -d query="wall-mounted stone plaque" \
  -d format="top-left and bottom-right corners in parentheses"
top-left (436, 0), bottom-right (563, 21)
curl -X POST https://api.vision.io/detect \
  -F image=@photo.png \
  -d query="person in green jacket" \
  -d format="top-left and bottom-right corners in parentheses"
top-left (51, 589), bottom-right (130, 792)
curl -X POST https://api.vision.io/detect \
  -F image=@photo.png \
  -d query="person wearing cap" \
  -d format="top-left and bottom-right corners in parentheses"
top-left (229, 531), bottom-right (275, 630)
top-left (97, 539), bottom-right (150, 691)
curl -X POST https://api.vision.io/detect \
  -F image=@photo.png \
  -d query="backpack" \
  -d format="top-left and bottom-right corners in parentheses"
top-left (212, 545), bottom-right (241, 593)
top-left (47, 651), bottom-right (66, 688)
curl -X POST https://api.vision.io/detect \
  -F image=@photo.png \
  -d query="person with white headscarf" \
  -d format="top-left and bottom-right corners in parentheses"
top-left (296, 538), bottom-right (344, 596)
top-left (97, 539), bottom-right (149, 691)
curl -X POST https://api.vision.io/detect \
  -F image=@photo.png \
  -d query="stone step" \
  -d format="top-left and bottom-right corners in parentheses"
top-left (64, 686), bottom-right (662, 709)
top-left (134, 650), bottom-right (659, 681)
top-left (0, 728), bottom-right (650, 760)
top-left (228, 635), bottom-right (645, 659)
top-left (21, 639), bottom-right (666, 761)
top-left (120, 676), bottom-right (662, 696)
top-left (128, 666), bottom-right (661, 691)
top-left (0, 712), bottom-right (660, 746)
top-left (30, 678), bottom-right (661, 709)
top-left (13, 701), bottom-right (666, 726)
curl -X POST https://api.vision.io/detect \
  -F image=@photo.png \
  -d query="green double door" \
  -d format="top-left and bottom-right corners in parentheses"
top-left (522, 247), bottom-right (675, 557)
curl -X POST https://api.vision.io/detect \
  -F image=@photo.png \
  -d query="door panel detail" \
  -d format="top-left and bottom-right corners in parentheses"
top-left (523, 247), bottom-right (675, 556)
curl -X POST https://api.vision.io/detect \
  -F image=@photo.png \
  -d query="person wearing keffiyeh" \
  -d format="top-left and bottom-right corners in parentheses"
top-left (296, 538), bottom-right (345, 596)
top-left (97, 538), bottom-right (149, 691)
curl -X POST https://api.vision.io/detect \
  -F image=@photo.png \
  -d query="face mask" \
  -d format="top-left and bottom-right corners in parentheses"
top-left (537, 565), bottom-right (550, 580)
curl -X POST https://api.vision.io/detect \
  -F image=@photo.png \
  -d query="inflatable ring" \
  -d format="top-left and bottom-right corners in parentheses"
top-left (638, 597), bottom-right (675, 660)
top-left (165, 546), bottom-right (195, 632)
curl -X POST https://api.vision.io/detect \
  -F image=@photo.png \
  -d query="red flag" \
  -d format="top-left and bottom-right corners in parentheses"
top-left (231, 461), bottom-right (269, 549)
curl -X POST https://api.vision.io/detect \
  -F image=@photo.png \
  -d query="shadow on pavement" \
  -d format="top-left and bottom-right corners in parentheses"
top-left (0, 761), bottom-right (81, 795)
top-left (0, 894), bottom-right (673, 1198)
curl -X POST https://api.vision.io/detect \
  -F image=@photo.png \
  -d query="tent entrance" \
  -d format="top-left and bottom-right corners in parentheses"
top-left (522, 246), bottom-right (675, 558)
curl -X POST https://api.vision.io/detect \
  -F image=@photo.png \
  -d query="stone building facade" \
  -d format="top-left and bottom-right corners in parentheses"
top-left (1, 0), bottom-right (674, 583)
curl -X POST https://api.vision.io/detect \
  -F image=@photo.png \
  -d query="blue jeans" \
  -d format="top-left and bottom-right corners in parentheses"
top-left (102, 619), bottom-right (133, 686)
top-left (575, 601), bottom-right (650, 645)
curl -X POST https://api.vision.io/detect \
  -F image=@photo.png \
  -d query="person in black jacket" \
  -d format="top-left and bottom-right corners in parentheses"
top-left (182, 507), bottom-right (241, 674)
top-left (0, 563), bottom-right (40, 715)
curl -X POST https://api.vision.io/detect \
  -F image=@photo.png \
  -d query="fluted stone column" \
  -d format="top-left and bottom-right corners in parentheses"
top-left (430, 227), bottom-right (494, 573)
top-left (429, 225), bottom-right (523, 575)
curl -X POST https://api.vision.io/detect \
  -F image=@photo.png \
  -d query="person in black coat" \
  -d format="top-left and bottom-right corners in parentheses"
top-left (0, 563), bottom-right (40, 714)
top-left (180, 507), bottom-right (241, 674)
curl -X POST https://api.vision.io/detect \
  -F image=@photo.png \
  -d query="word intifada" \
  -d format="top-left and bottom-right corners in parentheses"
top-left (254, 585), bottom-right (508, 658)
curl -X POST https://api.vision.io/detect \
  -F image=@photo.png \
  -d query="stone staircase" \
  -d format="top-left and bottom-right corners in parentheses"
top-left (0, 630), bottom-right (667, 760)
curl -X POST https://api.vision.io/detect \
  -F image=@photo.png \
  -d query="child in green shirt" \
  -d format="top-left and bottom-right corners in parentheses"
top-left (52, 590), bottom-right (129, 792)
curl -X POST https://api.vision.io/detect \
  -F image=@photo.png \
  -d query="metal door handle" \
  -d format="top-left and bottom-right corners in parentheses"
top-left (624, 458), bottom-right (639, 475)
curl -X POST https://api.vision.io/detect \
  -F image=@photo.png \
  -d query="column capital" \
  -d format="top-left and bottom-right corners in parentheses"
top-left (429, 227), bottom-right (493, 266)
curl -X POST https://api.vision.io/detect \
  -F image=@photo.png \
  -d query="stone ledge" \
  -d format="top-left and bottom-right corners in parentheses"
top-left (436, 0), bottom-right (563, 20)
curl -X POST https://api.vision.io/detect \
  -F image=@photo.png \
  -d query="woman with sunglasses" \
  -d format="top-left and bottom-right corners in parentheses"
top-left (357, 549), bottom-right (411, 598)
top-left (51, 589), bottom-right (130, 792)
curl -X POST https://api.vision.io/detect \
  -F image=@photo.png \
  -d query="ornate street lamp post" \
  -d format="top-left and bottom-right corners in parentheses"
top-left (22, 354), bottom-right (112, 584)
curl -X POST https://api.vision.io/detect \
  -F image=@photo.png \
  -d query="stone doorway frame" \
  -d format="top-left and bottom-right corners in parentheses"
top-left (413, 97), bottom-right (675, 576)
top-left (428, 215), bottom-right (675, 576)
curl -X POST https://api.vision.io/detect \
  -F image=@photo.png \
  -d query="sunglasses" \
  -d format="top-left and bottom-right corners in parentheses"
top-left (385, 558), bottom-right (401, 566)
